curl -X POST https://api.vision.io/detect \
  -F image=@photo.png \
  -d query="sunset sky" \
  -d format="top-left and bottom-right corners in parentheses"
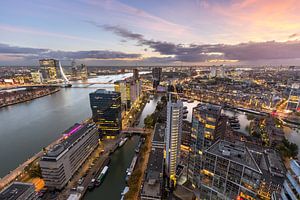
top-left (1, 0), bottom-right (300, 66)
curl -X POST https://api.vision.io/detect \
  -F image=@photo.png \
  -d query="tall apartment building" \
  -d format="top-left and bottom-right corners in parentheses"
top-left (200, 140), bottom-right (262, 200)
top-left (189, 103), bottom-right (221, 185)
top-left (40, 123), bottom-right (99, 190)
top-left (0, 182), bottom-right (37, 200)
top-left (89, 89), bottom-right (122, 137)
top-left (39, 59), bottom-right (60, 82)
top-left (281, 159), bottom-right (300, 200)
top-left (152, 67), bottom-right (162, 88)
top-left (114, 78), bottom-right (141, 111)
top-left (165, 99), bottom-right (183, 183)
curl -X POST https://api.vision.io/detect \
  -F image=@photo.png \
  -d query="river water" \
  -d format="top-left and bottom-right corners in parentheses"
top-left (0, 73), bottom-right (140, 178)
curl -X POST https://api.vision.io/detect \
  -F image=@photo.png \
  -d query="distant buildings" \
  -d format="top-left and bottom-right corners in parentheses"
top-left (140, 123), bottom-right (165, 200)
top-left (0, 182), bottom-right (37, 200)
top-left (188, 103), bottom-right (221, 186)
top-left (89, 89), bottom-right (122, 138)
top-left (114, 78), bottom-right (141, 111)
top-left (40, 123), bottom-right (98, 190)
top-left (133, 68), bottom-right (139, 81)
top-left (209, 66), bottom-right (217, 78)
top-left (71, 64), bottom-right (88, 80)
top-left (39, 59), bottom-right (60, 82)
top-left (281, 159), bottom-right (300, 200)
top-left (30, 71), bottom-right (42, 84)
top-left (152, 67), bottom-right (162, 88)
top-left (199, 140), bottom-right (262, 200)
top-left (165, 98), bottom-right (183, 183)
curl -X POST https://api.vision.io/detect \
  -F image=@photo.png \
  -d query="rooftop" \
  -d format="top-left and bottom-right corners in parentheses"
top-left (92, 89), bottom-right (118, 94)
top-left (206, 140), bottom-right (262, 173)
top-left (141, 148), bottom-right (164, 198)
top-left (250, 150), bottom-right (285, 186)
top-left (42, 123), bottom-right (96, 160)
top-left (153, 123), bottom-right (165, 143)
top-left (194, 103), bottom-right (221, 114)
top-left (0, 182), bottom-right (34, 200)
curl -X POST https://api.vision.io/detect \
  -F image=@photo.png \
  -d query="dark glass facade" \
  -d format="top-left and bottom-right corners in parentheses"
top-left (89, 89), bottom-right (122, 137)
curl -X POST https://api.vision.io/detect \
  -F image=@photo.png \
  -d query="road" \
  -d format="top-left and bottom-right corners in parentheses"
top-left (0, 136), bottom-right (63, 190)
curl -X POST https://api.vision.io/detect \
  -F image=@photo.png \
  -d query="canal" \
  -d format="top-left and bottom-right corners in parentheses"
top-left (84, 94), bottom-right (161, 199)
top-left (184, 100), bottom-right (300, 158)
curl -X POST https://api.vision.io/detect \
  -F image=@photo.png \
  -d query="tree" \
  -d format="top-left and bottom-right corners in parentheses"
top-left (144, 115), bottom-right (155, 128)
top-left (277, 138), bottom-right (299, 158)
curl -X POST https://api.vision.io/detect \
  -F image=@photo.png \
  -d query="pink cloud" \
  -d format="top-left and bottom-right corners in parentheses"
top-left (0, 24), bottom-right (100, 43)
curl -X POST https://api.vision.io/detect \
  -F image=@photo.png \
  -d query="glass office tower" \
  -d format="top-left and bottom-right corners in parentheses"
top-left (89, 89), bottom-right (122, 138)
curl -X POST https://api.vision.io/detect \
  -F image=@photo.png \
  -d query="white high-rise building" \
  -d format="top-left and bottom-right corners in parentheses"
top-left (209, 66), bottom-right (217, 78)
top-left (165, 98), bottom-right (183, 182)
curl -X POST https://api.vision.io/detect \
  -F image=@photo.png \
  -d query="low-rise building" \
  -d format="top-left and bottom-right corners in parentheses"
top-left (40, 123), bottom-right (99, 190)
top-left (0, 182), bottom-right (37, 200)
top-left (141, 123), bottom-right (165, 200)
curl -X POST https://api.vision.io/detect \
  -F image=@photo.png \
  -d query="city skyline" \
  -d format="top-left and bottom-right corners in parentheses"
top-left (1, 0), bottom-right (300, 66)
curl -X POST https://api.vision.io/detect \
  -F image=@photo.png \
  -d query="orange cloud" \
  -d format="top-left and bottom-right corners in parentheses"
top-left (212, 0), bottom-right (300, 41)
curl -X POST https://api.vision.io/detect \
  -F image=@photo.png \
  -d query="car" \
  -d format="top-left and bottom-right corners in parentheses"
top-left (78, 178), bottom-right (84, 185)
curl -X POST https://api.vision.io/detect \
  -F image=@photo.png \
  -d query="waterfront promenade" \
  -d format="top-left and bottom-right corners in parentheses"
top-left (0, 135), bottom-right (63, 190)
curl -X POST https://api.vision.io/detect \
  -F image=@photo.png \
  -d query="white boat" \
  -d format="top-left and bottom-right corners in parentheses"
top-left (96, 166), bottom-right (109, 186)
top-left (120, 186), bottom-right (129, 199)
top-left (119, 137), bottom-right (128, 147)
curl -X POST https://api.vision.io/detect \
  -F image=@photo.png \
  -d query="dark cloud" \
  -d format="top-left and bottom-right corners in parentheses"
top-left (0, 43), bottom-right (141, 60)
top-left (289, 33), bottom-right (299, 39)
top-left (99, 24), bottom-right (300, 62)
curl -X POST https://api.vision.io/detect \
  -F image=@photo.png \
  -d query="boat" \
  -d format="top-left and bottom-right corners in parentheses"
top-left (120, 186), bottom-right (129, 200)
top-left (183, 110), bottom-right (188, 114)
top-left (183, 106), bottom-right (188, 110)
top-left (231, 124), bottom-right (241, 129)
top-left (119, 137), bottom-right (128, 147)
top-left (61, 83), bottom-right (72, 88)
top-left (181, 98), bottom-right (187, 102)
top-left (187, 99), bottom-right (194, 103)
top-left (125, 155), bottom-right (138, 182)
top-left (183, 113), bottom-right (187, 119)
top-left (95, 166), bottom-right (109, 186)
top-left (88, 179), bottom-right (96, 190)
top-left (135, 140), bottom-right (143, 153)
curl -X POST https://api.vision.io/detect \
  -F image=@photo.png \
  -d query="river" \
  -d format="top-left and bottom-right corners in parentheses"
top-left (0, 72), bottom-right (143, 178)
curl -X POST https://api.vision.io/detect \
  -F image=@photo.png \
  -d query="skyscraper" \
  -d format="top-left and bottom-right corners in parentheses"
top-left (189, 103), bottom-right (221, 186)
top-left (152, 67), bottom-right (162, 88)
top-left (89, 89), bottom-right (122, 138)
top-left (165, 98), bottom-right (183, 184)
top-left (133, 68), bottom-right (139, 81)
top-left (39, 59), bottom-right (60, 82)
